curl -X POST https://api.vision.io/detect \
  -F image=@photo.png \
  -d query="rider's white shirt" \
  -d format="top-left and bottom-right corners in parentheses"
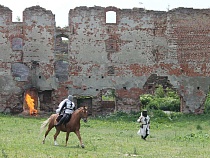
top-left (56, 99), bottom-right (68, 114)
top-left (64, 100), bottom-right (75, 114)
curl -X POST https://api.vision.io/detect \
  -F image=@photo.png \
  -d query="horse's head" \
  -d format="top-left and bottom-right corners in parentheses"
top-left (80, 106), bottom-right (88, 123)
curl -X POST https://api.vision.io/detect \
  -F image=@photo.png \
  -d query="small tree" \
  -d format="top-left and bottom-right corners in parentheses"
top-left (166, 87), bottom-right (179, 99)
top-left (154, 85), bottom-right (165, 98)
top-left (16, 16), bottom-right (21, 22)
top-left (140, 94), bottom-right (153, 106)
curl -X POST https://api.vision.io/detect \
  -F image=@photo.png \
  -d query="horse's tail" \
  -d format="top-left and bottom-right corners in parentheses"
top-left (39, 117), bottom-right (50, 135)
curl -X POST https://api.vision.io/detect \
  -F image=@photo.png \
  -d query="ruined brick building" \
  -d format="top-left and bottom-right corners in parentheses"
top-left (0, 4), bottom-right (210, 115)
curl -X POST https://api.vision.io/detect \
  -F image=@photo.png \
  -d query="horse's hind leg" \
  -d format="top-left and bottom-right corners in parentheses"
top-left (75, 130), bottom-right (85, 148)
top-left (65, 132), bottom-right (70, 146)
top-left (42, 125), bottom-right (54, 144)
top-left (54, 129), bottom-right (60, 146)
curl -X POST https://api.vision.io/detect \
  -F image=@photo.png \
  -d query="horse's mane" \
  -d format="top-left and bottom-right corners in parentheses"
top-left (77, 107), bottom-right (84, 110)
top-left (73, 106), bottom-right (87, 114)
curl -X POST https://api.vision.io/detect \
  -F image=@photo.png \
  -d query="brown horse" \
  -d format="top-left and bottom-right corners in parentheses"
top-left (40, 106), bottom-right (88, 148)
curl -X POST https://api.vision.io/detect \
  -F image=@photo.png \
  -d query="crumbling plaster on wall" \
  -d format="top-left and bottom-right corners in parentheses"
top-left (177, 76), bottom-right (210, 112)
top-left (0, 5), bottom-right (57, 113)
top-left (0, 75), bottom-right (21, 93)
top-left (0, 4), bottom-right (210, 114)
top-left (68, 6), bottom-right (210, 113)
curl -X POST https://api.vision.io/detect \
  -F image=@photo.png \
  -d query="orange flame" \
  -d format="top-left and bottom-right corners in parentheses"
top-left (25, 93), bottom-right (37, 115)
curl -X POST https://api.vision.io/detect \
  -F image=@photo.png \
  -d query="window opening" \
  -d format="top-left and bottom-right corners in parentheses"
top-left (102, 89), bottom-right (115, 101)
top-left (106, 11), bottom-right (116, 24)
top-left (55, 35), bottom-right (69, 55)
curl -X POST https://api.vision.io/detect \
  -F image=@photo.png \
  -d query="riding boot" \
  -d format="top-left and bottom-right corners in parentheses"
top-left (55, 116), bottom-right (65, 126)
top-left (64, 114), bottom-right (71, 128)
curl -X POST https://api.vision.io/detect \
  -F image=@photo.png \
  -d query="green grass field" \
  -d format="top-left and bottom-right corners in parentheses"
top-left (1, 112), bottom-right (210, 158)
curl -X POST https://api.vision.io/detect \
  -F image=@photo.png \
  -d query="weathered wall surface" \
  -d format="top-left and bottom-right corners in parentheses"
top-left (0, 5), bottom-right (57, 114)
top-left (68, 6), bottom-right (210, 113)
top-left (0, 4), bottom-right (210, 115)
top-left (166, 8), bottom-right (210, 113)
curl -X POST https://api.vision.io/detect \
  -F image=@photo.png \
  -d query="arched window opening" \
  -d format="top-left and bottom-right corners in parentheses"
top-left (106, 11), bottom-right (116, 24)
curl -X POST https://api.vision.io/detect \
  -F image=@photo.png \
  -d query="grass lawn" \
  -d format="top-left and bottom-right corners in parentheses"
top-left (1, 112), bottom-right (210, 158)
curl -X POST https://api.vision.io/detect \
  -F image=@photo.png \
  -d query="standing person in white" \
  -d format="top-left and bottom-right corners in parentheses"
top-left (137, 110), bottom-right (150, 140)
top-left (55, 95), bottom-right (76, 127)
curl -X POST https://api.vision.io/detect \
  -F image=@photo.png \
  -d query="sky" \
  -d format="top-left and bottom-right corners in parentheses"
top-left (0, 0), bottom-right (209, 27)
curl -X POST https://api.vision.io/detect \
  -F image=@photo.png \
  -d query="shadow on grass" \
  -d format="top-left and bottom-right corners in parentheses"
top-left (52, 144), bottom-right (83, 149)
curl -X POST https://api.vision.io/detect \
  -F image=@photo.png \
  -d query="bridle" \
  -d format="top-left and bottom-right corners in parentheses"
top-left (80, 106), bottom-right (88, 123)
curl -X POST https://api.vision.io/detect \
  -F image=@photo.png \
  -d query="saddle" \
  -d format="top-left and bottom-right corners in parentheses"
top-left (56, 115), bottom-right (63, 122)
top-left (56, 114), bottom-right (72, 125)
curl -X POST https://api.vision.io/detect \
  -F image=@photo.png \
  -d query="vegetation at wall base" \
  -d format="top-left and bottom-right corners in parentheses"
top-left (140, 85), bottom-right (181, 112)
top-left (140, 85), bottom-right (210, 114)
top-left (204, 91), bottom-right (210, 114)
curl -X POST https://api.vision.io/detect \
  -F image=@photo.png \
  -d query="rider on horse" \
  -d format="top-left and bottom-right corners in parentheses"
top-left (55, 95), bottom-right (76, 127)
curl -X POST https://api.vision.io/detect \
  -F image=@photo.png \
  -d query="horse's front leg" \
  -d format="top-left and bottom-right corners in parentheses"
top-left (75, 130), bottom-right (84, 148)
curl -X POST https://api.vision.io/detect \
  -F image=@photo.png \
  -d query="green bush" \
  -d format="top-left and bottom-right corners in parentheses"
top-left (159, 98), bottom-right (180, 112)
top-left (140, 94), bottom-right (153, 106)
top-left (166, 87), bottom-right (179, 99)
top-left (140, 85), bottom-right (180, 112)
top-left (146, 98), bottom-right (180, 112)
top-left (204, 92), bottom-right (210, 114)
top-left (146, 100), bottom-right (159, 110)
top-left (155, 85), bottom-right (165, 98)
top-left (152, 109), bottom-right (168, 118)
top-left (169, 111), bottom-right (183, 120)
